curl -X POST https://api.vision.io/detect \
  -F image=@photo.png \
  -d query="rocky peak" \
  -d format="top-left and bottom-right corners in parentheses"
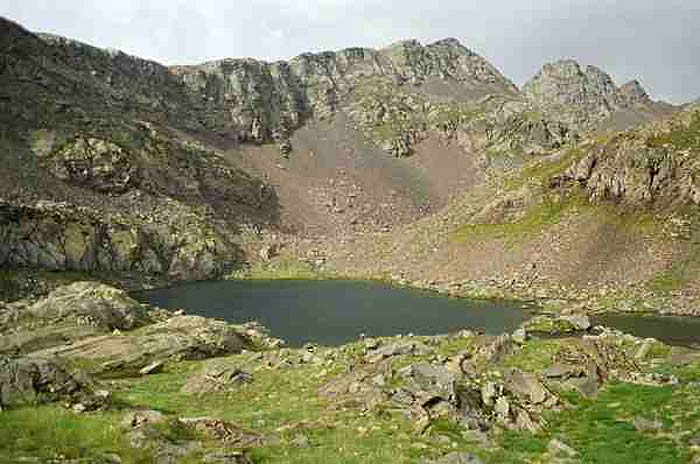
top-left (524, 60), bottom-right (616, 106)
top-left (524, 59), bottom-right (654, 128)
top-left (618, 79), bottom-right (650, 105)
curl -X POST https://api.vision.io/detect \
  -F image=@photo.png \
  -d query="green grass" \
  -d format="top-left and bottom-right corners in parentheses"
top-left (505, 146), bottom-right (585, 190)
top-left (545, 383), bottom-right (689, 463)
top-left (501, 338), bottom-right (565, 372)
top-left (647, 111), bottom-right (700, 151)
top-left (487, 382), bottom-right (694, 464)
top-left (105, 352), bottom-right (483, 464)
top-left (452, 192), bottom-right (590, 245)
top-left (0, 405), bottom-right (154, 463)
top-left (4, 335), bottom-right (697, 463)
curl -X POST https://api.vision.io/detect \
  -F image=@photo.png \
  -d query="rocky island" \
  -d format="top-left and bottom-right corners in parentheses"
top-left (1, 15), bottom-right (700, 463)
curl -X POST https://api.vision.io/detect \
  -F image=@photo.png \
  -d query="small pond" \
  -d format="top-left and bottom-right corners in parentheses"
top-left (135, 280), bottom-right (532, 346)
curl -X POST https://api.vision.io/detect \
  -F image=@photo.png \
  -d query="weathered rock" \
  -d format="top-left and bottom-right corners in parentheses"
top-left (634, 339), bottom-right (656, 360)
top-left (0, 356), bottom-right (102, 409)
top-left (45, 136), bottom-right (138, 193)
top-left (632, 416), bottom-right (664, 431)
top-left (547, 438), bottom-right (579, 458)
top-left (523, 59), bottom-right (654, 130)
top-left (542, 363), bottom-right (585, 380)
top-left (458, 335), bottom-right (513, 375)
top-left (183, 359), bottom-right (254, 394)
top-left (561, 314), bottom-right (591, 331)
top-left (365, 340), bottom-right (432, 363)
top-left (26, 282), bottom-right (150, 331)
top-left (399, 363), bottom-right (459, 404)
top-left (511, 327), bottom-right (527, 344)
top-left (121, 409), bottom-right (168, 429)
top-left (318, 359), bottom-right (391, 409)
top-left (178, 417), bottom-right (271, 447)
top-left (503, 368), bottom-right (554, 405)
top-left (521, 315), bottom-right (584, 336)
top-left (139, 360), bottom-right (165, 376)
top-left (38, 315), bottom-right (253, 375)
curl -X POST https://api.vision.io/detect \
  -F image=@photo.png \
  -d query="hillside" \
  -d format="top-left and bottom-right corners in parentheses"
top-left (0, 15), bottom-right (693, 310)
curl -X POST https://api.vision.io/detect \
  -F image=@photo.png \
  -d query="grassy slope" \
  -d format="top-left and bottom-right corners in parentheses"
top-left (3, 336), bottom-right (699, 463)
top-left (309, 111), bottom-right (700, 314)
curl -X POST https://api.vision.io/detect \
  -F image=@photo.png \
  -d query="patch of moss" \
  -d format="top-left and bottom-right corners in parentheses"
top-left (228, 257), bottom-right (332, 280)
top-left (500, 338), bottom-right (565, 372)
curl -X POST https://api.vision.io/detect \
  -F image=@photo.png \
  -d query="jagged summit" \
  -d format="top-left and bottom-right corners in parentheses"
top-left (618, 79), bottom-right (651, 104)
top-left (523, 59), bottom-right (657, 127)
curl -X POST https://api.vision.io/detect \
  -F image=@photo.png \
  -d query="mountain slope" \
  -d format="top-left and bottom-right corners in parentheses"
top-left (0, 16), bottom-right (692, 300)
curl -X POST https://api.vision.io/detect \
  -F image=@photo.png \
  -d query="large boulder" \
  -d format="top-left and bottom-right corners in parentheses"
top-left (26, 281), bottom-right (150, 330)
top-left (39, 315), bottom-right (253, 375)
top-left (0, 356), bottom-right (106, 409)
top-left (0, 282), bottom-right (154, 355)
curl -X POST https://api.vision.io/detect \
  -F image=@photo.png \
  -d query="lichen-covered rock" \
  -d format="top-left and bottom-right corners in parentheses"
top-left (26, 281), bottom-right (150, 330)
top-left (178, 417), bottom-right (272, 448)
top-left (45, 136), bottom-right (138, 193)
top-left (553, 110), bottom-right (700, 207)
top-left (521, 315), bottom-right (582, 336)
top-left (183, 359), bottom-right (254, 394)
top-left (0, 197), bottom-right (241, 280)
top-left (0, 356), bottom-right (104, 409)
top-left (39, 315), bottom-right (254, 375)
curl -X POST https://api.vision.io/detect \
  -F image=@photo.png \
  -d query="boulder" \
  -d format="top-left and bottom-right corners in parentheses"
top-left (364, 340), bottom-right (432, 363)
top-left (504, 368), bottom-right (555, 406)
top-left (121, 409), bottom-right (168, 429)
top-left (0, 356), bottom-right (104, 409)
top-left (178, 417), bottom-right (272, 447)
top-left (521, 314), bottom-right (589, 336)
top-left (26, 281), bottom-right (150, 330)
top-left (39, 315), bottom-right (253, 375)
top-left (399, 363), bottom-right (459, 404)
top-left (183, 359), bottom-right (254, 394)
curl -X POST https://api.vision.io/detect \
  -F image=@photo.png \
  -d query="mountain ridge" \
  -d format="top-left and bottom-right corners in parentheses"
top-left (0, 15), bottom-right (697, 307)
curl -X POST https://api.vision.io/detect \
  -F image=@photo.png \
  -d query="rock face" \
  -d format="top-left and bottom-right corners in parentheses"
top-left (554, 108), bottom-right (700, 206)
top-left (0, 198), bottom-right (240, 280)
top-left (0, 281), bottom-right (155, 355)
top-left (0, 282), bottom-right (267, 374)
top-left (171, 38), bottom-right (518, 144)
top-left (523, 60), bottom-right (653, 128)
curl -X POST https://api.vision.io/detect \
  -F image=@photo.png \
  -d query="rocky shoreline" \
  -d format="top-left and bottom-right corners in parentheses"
top-left (2, 280), bottom-right (699, 462)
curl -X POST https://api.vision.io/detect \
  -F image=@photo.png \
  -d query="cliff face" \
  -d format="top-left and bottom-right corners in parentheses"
top-left (170, 38), bottom-right (519, 147)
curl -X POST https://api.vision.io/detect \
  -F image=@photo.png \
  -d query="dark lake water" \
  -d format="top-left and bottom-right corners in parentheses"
top-left (135, 280), bottom-right (532, 346)
top-left (594, 312), bottom-right (700, 348)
